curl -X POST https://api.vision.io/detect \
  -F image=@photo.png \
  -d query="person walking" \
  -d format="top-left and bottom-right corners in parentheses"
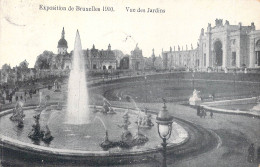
top-left (203, 110), bottom-right (207, 118)
top-left (197, 106), bottom-right (200, 116)
top-left (210, 111), bottom-right (213, 118)
top-left (9, 95), bottom-right (12, 103)
top-left (200, 107), bottom-right (203, 118)
top-left (15, 96), bottom-right (19, 102)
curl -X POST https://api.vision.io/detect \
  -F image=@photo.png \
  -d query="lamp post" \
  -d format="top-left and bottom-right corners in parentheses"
top-left (156, 99), bottom-right (173, 167)
top-left (102, 75), bottom-right (105, 96)
top-left (144, 74), bottom-right (147, 103)
top-left (192, 72), bottom-right (195, 90)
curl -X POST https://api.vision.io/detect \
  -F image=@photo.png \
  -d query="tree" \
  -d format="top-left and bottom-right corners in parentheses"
top-left (1, 64), bottom-right (11, 72)
top-left (34, 51), bottom-right (54, 69)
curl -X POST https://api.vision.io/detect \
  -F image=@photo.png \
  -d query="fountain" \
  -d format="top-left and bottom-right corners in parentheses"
top-left (66, 30), bottom-right (90, 124)
top-left (0, 30), bottom-right (191, 165)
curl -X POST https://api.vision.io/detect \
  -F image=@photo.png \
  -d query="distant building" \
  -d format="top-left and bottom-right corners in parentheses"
top-left (56, 27), bottom-right (71, 70)
top-left (129, 44), bottom-right (144, 70)
top-left (199, 19), bottom-right (260, 69)
top-left (162, 19), bottom-right (260, 70)
top-left (162, 45), bottom-right (199, 70)
top-left (84, 44), bottom-right (117, 70)
top-left (36, 28), bottom-right (149, 73)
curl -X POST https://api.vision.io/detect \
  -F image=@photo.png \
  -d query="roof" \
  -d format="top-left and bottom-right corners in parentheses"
top-left (57, 38), bottom-right (68, 48)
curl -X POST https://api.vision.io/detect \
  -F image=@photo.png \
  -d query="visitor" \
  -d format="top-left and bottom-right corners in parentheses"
top-left (20, 95), bottom-right (23, 101)
top-left (200, 107), bottom-right (203, 118)
top-left (248, 143), bottom-right (255, 163)
top-left (210, 111), bottom-right (213, 118)
top-left (9, 95), bottom-right (12, 103)
top-left (203, 110), bottom-right (207, 118)
top-left (197, 106), bottom-right (200, 116)
top-left (257, 146), bottom-right (260, 163)
top-left (15, 96), bottom-right (19, 102)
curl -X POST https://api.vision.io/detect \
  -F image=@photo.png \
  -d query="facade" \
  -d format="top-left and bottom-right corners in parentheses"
top-left (162, 45), bottom-right (199, 70)
top-left (129, 44), bottom-right (145, 70)
top-left (84, 44), bottom-right (117, 70)
top-left (162, 19), bottom-right (260, 70)
top-left (199, 19), bottom-right (260, 69)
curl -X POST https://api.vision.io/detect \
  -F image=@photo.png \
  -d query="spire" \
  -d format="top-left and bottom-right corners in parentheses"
top-left (152, 48), bottom-right (155, 55)
top-left (61, 27), bottom-right (65, 39)
top-left (108, 44), bottom-right (111, 50)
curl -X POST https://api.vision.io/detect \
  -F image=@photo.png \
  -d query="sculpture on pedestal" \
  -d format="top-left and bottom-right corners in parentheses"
top-left (136, 108), bottom-right (154, 128)
top-left (189, 89), bottom-right (202, 105)
top-left (28, 114), bottom-right (54, 144)
top-left (10, 101), bottom-right (25, 122)
top-left (102, 98), bottom-right (116, 114)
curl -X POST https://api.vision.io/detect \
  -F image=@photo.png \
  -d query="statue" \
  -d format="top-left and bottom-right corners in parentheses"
top-left (10, 101), bottom-right (25, 122)
top-left (92, 105), bottom-right (98, 113)
top-left (42, 125), bottom-right (54, 143)
top-left (244, 68), bottom-right (248, 74)
top-left (56, 102), bottom-right (62, 110)
top-left (100, 130), bottom-right (114, 150)
top-left (54, 79), bottom-right (61, 92)
top-left (35, 92), bottom-right (45, 111)
top-left (136, 108), bottom-right (154, 128)
top-left (102, 99), bottom-right (116, 114)
top-left (189, 89), bottom-right (202, 106)
top-left (100, 110), bottom-right (148, 150)
top-left (28, 114), bottom-right (44, 142)
top-left (224, 67), bottom-right (228, 73)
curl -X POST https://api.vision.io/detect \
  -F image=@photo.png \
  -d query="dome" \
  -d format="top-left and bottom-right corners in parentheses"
top-left (57, 38), bottom-right (68, 48)
top-left (57, 27), bottom-right (68, 48)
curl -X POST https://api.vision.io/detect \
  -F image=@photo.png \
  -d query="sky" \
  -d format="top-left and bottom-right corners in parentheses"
top-left (0, 0), bottom-right (260, 68)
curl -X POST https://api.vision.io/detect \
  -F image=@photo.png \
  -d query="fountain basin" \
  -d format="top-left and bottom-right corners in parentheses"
top-left (0, 106), bottom-right (189, 162)
top-left (201, 97), bottom-right (260, 118)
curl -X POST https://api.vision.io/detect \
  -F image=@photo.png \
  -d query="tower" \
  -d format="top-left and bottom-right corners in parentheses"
top-left (57, 27), bottom-right (68, 55)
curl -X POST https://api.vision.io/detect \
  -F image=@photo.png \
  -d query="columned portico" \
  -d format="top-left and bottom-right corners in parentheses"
top-left (222, 34), bottom-right (228, 68)
top-left (249, 38), bottom-right (256, 68)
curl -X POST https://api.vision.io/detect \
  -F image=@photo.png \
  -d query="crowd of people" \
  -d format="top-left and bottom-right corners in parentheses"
top-left (247, 143), bottom-right (260, 163)
top-left (196, 106), bottom-right (213, 118)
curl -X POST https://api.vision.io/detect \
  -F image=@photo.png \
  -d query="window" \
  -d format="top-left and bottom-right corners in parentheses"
top-left (232, 52), bottom-right (236, 66)
top-left (93, 64), bottom-right (97, 69)
top-left (204, 54), bottom-right (206, 66)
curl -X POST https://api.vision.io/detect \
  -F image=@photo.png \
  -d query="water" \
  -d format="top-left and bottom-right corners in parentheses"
top-left (66, 30), bottom-right (90, 124)
top-left (0, 108), bottom-right (188, 152)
